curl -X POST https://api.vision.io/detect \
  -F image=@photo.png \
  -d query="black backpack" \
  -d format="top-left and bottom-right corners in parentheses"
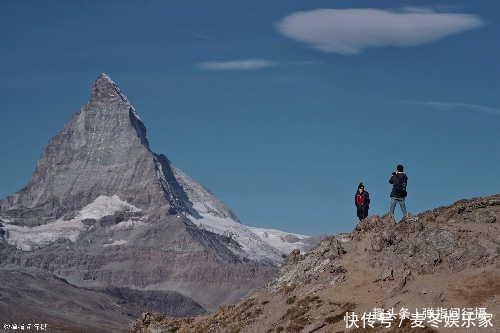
top-left (394, 174), bottom-right (407, 197)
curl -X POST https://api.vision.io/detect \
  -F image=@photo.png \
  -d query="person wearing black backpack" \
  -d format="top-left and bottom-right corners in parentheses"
top-left (389, 165), bottom-right (408, 216)
top-left (355, 182), bottom-right (370, 221)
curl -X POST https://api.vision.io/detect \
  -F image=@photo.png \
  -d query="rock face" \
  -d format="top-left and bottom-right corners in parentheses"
top-left (0, 74), bottom-right (295, 331)
top-left (131, 194), bottom-right (500, 333)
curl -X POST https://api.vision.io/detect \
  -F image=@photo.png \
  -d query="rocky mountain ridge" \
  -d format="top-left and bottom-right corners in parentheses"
top-left (131, 194), bottom-right (499, 333)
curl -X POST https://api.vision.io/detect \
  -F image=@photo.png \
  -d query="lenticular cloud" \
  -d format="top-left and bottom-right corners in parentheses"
top-left (198, 59), bottom-right (276, 71)
top-left (276, 8), bottom-right (485, 55)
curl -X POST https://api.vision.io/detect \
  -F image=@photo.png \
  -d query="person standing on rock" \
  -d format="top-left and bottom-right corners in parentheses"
top-left (389, 164), bottom-right (408, 216)
top-left (355, 182), bottom-right (370, 221)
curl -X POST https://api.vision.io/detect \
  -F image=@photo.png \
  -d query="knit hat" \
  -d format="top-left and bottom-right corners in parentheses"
top-left (358, 182), bottom-right (364, 189)
top-left (397, 165), bottom-right (404, 172)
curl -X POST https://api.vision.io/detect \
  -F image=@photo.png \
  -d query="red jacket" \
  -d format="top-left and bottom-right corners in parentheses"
top-left (355, 191), bottom-right (370, 207)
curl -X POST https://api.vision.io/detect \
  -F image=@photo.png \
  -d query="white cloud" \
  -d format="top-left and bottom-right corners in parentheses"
top-left (276, 8), bottom-right (485, 55)
top-left (197, 59), bottom-right (277, 71)
top-left (413, 101), bottom-right (500, 116)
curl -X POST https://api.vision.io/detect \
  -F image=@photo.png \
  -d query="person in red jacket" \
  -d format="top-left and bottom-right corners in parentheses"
top-left (355, 182), bottom-right (370, 221)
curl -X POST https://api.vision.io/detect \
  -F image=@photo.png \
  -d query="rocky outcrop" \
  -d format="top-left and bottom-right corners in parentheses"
top-left (352, 195), bottom-right (499, 277)
top-left (131, 194), bottom-right (500, 333)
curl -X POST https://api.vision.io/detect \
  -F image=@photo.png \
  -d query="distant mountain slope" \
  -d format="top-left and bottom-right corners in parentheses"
top-left (0, 267), bottom-right (206, 333)
top-left (131, 194), bottom-right (500, 333)
top-left (0, 268), bottom-right (136, 333)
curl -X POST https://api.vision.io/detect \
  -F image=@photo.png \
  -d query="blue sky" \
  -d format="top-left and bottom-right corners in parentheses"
top-left (0, 1), bottom-right (498, 236)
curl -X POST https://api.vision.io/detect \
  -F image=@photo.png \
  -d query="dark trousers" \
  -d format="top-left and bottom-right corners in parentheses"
top-left (357, 205), bottom-right (369, 221)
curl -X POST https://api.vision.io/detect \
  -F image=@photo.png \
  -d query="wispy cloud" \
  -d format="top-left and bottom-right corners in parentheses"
top-left (197, 59), bottom-right (277, 71)
top-left (409, 101), bottom-right (500, 116)
top-left (276, 8), bottom-right (485, 55)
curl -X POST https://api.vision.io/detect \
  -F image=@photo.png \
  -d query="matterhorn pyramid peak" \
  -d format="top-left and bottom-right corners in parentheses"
top-left (0, 74), bottom-right (239, 228)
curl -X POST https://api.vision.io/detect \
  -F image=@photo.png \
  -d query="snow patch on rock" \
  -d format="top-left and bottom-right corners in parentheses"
top-left (3, 219), bottom-right (85, 251)
top-left (111, 220), bottom-right (148, 230)
top-left (248, 227), bottom-right (311, 256)
top-left (75, 195), bottom-right (142, 220)
top-left (103, 239), bottom-right (128, 247)
top-left (2, 195), bottom-right (143, 251)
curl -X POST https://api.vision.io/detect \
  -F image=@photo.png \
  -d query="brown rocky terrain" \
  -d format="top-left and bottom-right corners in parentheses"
top-left (131, 194), bottom-right (499, 333)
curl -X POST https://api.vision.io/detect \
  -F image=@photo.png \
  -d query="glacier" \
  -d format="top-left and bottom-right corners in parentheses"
top-left (1, 194), bottom-right (314, 265)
